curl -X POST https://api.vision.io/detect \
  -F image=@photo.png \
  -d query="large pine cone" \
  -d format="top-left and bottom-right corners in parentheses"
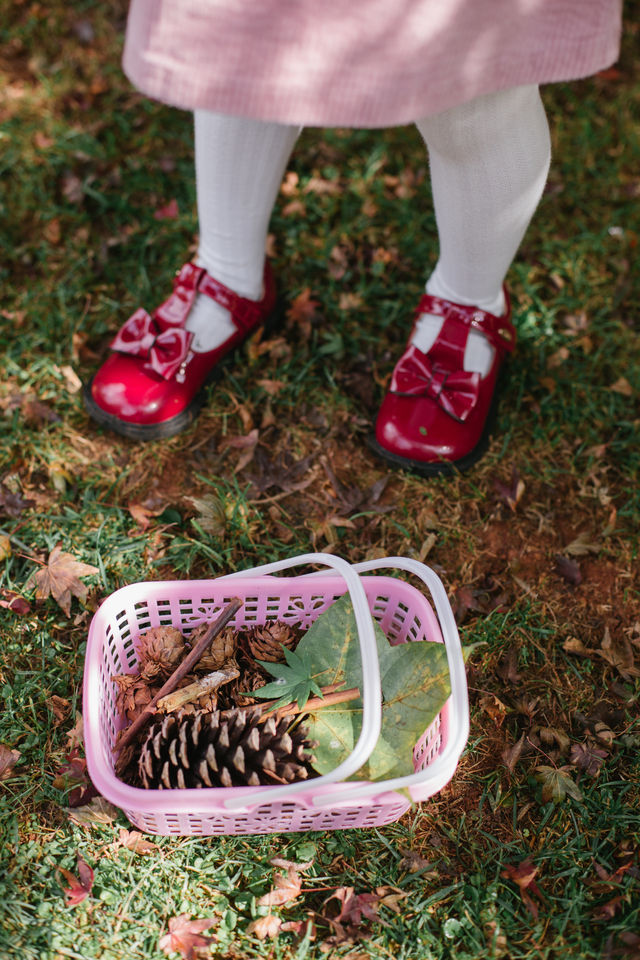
top-left (136, 626), bottom-right (186, 683)
top-left (244, 620), bottom-right (299, 663)
top-left (139, 710), bottom-right (315, 789)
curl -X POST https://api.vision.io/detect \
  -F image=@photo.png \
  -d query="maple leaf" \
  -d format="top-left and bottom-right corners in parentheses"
top-left (0, 589), bottom-right (31, 615)
top-left (53, 749), bottom-right (99, 807)
top-left (128, 496), bottom-right (166, 530)
top-left (501, 859), bottom-right (544, 919)
top-left (252, 648), bottom-right (324, 712)
top-left (158, 915), bottom-right (216, 959)
top-left (0, 483), bottom-right (34, 517)
top-left (114, 829), bottom-right (159, 855)
top-left (555, 554), bottom-right (582, 585)
top-left (322, 460), bottom-right (391, 517)
top-left (256, 866), bottom-right (302, 907)
top-left (286, 288), bottom-right (321, 339)
top-left (187, 494), bottom-right (227, 537)
top-left (535, 765), bottom-right (583, 803)
top-left (59, 855), bottom-right (94, 906)
top-left (502, 733), bottom-right (526, 775)
top-left (66, 713), bottom-right (84, 750)
top-left (598, 627), bottom-right (640, 680)
top-left (570, 742), bottom-right (608, 777)
top-left (247, 914), bottom-right (282, 940)
top-left (27, 545), bottom-right (98, 616)
top-left (0, 743), bottom-right (21, 781)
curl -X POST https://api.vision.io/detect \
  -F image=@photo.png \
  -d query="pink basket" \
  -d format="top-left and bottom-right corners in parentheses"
top-left (83, 554), bottom-right (469, 835)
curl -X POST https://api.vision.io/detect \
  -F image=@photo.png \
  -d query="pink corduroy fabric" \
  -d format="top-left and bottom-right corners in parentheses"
top-left (123, 0), bottom-right (622, 127)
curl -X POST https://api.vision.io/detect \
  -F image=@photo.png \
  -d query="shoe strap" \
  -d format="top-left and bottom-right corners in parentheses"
top-left (415, 290), bottom-right (516, 361)
top-left (152, 262), bottom-right (268, 334)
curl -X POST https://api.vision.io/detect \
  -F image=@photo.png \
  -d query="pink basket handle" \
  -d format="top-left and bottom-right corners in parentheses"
top-left (299, 556), bottom-right (469, 806)
top-left (216, 553), bottom-right (382, 810)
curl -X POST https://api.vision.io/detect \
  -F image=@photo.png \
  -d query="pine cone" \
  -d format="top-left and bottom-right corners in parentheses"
top-left (220, 669), bottom-right (267, 710)
top-left (137, 626), bottom-right (186, 683)
top-left (244, 620), bottom-right (299, 663)
top-left (139, 710), bottom-right (315, 789)
top-left (189, 623), bottom-right (237, 673)
top-left (113, 673), bottom-right (161, 723)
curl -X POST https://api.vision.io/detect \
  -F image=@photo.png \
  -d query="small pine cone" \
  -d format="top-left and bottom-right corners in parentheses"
top-left (189, 623), bottom-right (238, 673)
top-left (224, 669), bottom-right (267, 709)
top-left (139, 710), bottom-right (315, 789)
top-left (113, 673), bottom-right (160, 724)
top-left (244, 620), bottom-right (299, 663)
top-left (137, 626), bottom-right (186, 683)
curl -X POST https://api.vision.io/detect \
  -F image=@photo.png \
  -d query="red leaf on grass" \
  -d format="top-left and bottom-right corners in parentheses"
top-left (0, 590), bottom-right (31, 615)
top-left (159, 915), bottom-right (216, 959)
top-left (59, 855), bottom-right (94, 905)
top-left (501, 859), bottom-right (544, 919)
top-left (570, 742), bottom-right (608, 777)
top-left (0, 743), bottom-right (21, 781)
top-left (154, 198), bottom-right (179, 220)
top-left (53, 749), bottom-right (99, 806)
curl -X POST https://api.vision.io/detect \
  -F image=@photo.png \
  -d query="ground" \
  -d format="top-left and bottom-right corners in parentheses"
top-left (0, 2), bottom-right (639, 958)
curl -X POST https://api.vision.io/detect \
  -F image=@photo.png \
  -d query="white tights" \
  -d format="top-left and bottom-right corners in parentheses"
top-left (186, 86), bottom-right (551, 365)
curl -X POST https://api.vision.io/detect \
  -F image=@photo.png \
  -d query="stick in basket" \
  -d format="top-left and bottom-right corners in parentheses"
top-left (115, 596), bottom-right (243, 756)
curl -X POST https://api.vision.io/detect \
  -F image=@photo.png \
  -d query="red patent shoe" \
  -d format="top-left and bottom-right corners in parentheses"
top-left (84, 262), bottom-right (276, 440)
top-left (370, 291), bottom-right (516, 476)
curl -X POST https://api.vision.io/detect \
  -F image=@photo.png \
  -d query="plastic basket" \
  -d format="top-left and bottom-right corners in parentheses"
top-left (83, 553), bottom-right (469, 835)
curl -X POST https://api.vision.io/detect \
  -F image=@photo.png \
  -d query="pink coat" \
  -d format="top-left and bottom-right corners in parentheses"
top-left (123, 0), bottom-right (622, 127)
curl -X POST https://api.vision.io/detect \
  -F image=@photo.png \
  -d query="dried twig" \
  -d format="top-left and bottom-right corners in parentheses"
top-left (220, 684), bottom-right (361, 722)
top-left (157, 664), bottom-right (239, 713)
top-left (115, 597), bottom-right (242, 755)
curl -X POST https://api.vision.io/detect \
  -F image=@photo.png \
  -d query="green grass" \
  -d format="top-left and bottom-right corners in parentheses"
top-left (1, 2), bottom-right (639, 958)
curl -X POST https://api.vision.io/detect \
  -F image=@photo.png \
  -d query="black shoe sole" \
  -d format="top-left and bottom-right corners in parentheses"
top-left (83, 380), bottom-right (203, 441)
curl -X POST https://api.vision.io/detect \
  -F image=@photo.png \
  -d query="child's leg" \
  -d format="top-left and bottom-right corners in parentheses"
top-left (413, 85), bottom-right (551, 375)
top-left (186, 111), bottom-right (300, 351)
top-left (372, 85), bottom-right (551, 474)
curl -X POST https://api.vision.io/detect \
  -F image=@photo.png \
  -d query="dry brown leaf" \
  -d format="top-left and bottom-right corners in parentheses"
top-left (247, 914), bottom-right (282, 940)
top-left (257, 866), bottom-right (302, 907)
top-left (116, 828), bottom-right (159, 855)
top-left (565, 531), bottom-right (601, 556)
top-left (598, 627), bottom-right (640, 679)
top-left (501, 859), bottom-right (544, 919)
top-left (502, 733), bottom-right (526, 774)
top-left (28, 545), bottom-right (98, 617)
top-left (46, 695), bottom-right (71, 723)
top-left (67, 797), bottom-right (120, 827)
top-left (0, 743), bottom-right (21, 781)
top-left (286, 288), bottom-right (320, 339)
top-left (609, 377), bottom-right (633, 397)
top-left (66, 713), bottom-right (84, 750)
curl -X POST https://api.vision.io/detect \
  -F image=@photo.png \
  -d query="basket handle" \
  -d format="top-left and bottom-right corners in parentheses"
top-left (299, 556), bottom-right (469, 806)
top-left (215, 552), bottom-right (382, 810)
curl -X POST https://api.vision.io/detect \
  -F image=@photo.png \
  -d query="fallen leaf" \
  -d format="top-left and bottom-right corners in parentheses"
top-left (0, 589), bottom-right (31, 615)
top-left (247, 915), bottom-right (282, 940)
top-left (303, 176), bottom-right (341, 196)
top-left (61, 173), bottom-right (84, 205)
top-left (66, 713), bottom-right (84, 750)
top-left (338, 292), bottom-right (364, 311)
top-left (494, 466), bottom-right (525, 511)
top-left (256, 378), bottom-right (286, 396)
top-left (286, 288), bottom-right (320, 339)
top-left (53, 749), bottom-right (99, 807)
top-left (502, 733), bottom-right (526, 774)
top-left (27, 545), bottom-right (98, 617)
top-left (115, 829), bottom-right (159, 854)
top-left (219, 428), bottom-right (259, 473)
top-left (187, 494), bottom-right (226, 537)
top-left (323, 886), bottom-right (388, 932)
top-left (609, 377), bottom-right (633, 397)
top-left (0, 483), bottom-right (34, 517)
top-left (547, 346), bottom-right (570, 369)
top-left (535, 765), bottom-right (583, 803)
top-left (501, 860), bottom-right (544, 919)
top-left (257, 866), bottom-right (301, 907)
top-left (398, 850), bottom-right (436, 875)
top-left (154, 198), bottom-right (179, 220)
top-left (598, 627), bottom-right (640, 680)
top-left (0, 743), bottom-right (21, 780)
top-left (59, 855), bottom-right (94, 906)
top-left (592, 896), bottom-right (623, 922)
top-left (569, 742), bottom-right (608, 777)
top-left (0, 534), bottom-right (11, 561)
top-left (159, 915), bottom-right (216, 959)
top-left (20, 395), bottom-right (60, 425)
top-left (565, 531), bottom-right (601, 556)
top-left (44, 217), bottom-right (61, 245)
top-left (128, 497), bottom-right (166, 530)
top-left (67, 797), bottom-right (120, 827)
top-left (555, 555), bottom-right (582, 585)
top-left (46, 695), bottom-right (71, 723)
top-left (281, 917), bottom-right (316, 939)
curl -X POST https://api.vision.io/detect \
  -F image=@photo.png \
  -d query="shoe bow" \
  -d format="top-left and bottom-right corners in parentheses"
top-left (111, 309), bottom-right (193, 380)
top-left (390, 346), bottom-right (480, 422)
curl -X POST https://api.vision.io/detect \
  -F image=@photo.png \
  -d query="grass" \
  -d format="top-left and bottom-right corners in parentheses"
top-left (1, 2), bottom-right (639, 958)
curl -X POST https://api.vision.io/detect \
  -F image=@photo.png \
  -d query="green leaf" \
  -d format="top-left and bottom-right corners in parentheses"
top-left (248, 648), bottom-right (326, 713)
top-left (298, 594), bottom-right (451, 782)
top-left (535, 765), bottom-right (583, 803)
